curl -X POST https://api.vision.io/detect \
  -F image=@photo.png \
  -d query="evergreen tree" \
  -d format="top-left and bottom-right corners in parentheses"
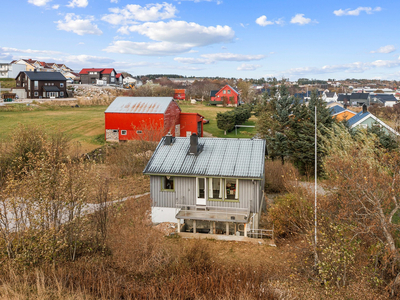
top-left (217, 111), bottom-right (235, 135)
top-left (287, 90), bottom-right (334, 175)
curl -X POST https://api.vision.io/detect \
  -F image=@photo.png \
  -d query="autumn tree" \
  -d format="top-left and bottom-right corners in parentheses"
top-left (322, 124), bottom-right (400, 291)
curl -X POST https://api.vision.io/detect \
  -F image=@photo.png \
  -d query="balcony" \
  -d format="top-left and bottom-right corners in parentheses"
top-left (175, 204), bottom-right (250, 223)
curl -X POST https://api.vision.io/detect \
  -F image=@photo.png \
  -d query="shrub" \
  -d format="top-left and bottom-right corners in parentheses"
top-left (264, 159), bottom-right (298, 193)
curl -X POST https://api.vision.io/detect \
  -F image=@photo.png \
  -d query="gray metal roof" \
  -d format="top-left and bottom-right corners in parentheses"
top-left (104, 97), bottom-right (176, 114)
top-left (143, 137), bottom-right (266, 179)
top-left (22, 71), bottom-right (66, 81)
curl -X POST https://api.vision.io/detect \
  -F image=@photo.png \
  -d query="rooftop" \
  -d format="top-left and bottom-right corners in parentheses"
top-left (143, 137), bottom-right (266, 179)
top-left (105, 97), bottom-right (176, 114)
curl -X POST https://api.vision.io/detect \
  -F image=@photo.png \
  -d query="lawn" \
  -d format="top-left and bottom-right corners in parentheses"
top-left (0, 104), bottom-right (106, 153)
top-left (0, 102), bottom-right (259, 154)
top-left (179, 102), bottom-right (258, 138)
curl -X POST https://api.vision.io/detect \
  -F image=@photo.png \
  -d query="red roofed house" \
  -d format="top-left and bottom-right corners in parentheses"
top-left (210, 85), bottom-right (240, 106)
top-left (105, 97), bottom-right (204, 142)
top-left (79, 68), bottom-right (117, 85)
top-left (115, 73), bottom-right (124, 85)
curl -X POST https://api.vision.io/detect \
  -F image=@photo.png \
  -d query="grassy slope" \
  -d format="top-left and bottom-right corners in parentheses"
top-left (0, 105), bottom-right (106, 153)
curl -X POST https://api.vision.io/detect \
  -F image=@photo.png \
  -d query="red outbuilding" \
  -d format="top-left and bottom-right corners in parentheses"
top-left (210, 85), bottom-right (240, 106)
top-left (105, 97), bottom-right (204, 142)
top-left (174, 89), bottom-right (186, 100)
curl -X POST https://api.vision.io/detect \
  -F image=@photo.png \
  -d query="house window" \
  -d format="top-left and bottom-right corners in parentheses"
top-left (209, 178), bottom-right (223, 199)
top-left (225, 178), bottom-right (238, 200)
top-left (162, 176), bottom-right (174, 191)
top-left (228, 89), bottom-right (231, 94)
top-left (111, 78), bottom-right (115, 83)
top-left (360, 124), bottom-right (367, 129)
top-left (60, 83), bottom-right (64, 87)
top-left (121, 130), bottom-right (127, 135)
top-left (34, 92), bottom-right (38, 96)
top-left (51, 83), bottom-right (54, 86)
top-left (136, 130), bottom-right (143, 134)
top-left (60, 92), bottom-right (64, 97)
top-left (223, 90), bottom-right (226, 94)
top-left (34, 81), bottom-right (38, 90)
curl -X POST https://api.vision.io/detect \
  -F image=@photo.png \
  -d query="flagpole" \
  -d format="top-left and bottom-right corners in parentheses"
top-left (314, 104), bottom-right (318, 265)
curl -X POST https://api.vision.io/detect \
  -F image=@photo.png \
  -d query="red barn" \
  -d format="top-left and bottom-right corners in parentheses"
top-left (210, 85), bottom-right (240, 106)
top-left (105, 97), bottom-right (204, 142)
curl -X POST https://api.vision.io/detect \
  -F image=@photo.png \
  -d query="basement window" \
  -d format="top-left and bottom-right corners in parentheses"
top-left (121, 130), bottom-right (127, 135)
top-left (136, 130), bottom-right (143, 134)
top-left (161, 176), bottom-right (174, 191)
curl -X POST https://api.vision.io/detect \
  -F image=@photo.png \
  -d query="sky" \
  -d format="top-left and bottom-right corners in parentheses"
top-left (1, 0), bottom-right (400, 81)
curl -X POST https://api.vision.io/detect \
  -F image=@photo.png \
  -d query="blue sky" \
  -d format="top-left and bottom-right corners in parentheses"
top-left (1, 0), bottom-right (399, 80)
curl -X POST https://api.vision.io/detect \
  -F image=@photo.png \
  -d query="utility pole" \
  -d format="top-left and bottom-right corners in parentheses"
top-left (314, 104), bottom-right (318, 266)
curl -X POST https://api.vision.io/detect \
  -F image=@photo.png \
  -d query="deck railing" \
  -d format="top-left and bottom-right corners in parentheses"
top-left (247, 227), bottom-right (274, 240)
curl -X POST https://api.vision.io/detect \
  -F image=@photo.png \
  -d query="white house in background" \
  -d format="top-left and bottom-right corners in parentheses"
top-left (0, 63), bottom-right (26, 78)
top-left (0, 63), bottom-right (10, 78)
top-left (123, 77), bottom-right (143, 87)
top-left (322, 91), bottom-right (338, 102)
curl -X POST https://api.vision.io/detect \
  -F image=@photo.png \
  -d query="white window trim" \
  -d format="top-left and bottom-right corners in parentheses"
top-left (121, 130), bottom-right (127, 135)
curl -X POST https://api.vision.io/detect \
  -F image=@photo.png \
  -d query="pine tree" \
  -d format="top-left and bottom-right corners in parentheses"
top-left (217, 111), bottom-right (235, 135)
top-left (287, 90), bottom-right (334, 175)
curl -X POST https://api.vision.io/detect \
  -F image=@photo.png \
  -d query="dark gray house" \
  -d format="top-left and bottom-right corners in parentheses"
top-left (78, 68), bottom-right (117, 85)
top-left (143, 134), bottom-right (266, 237)
top-left (15, 70), bottom-right (67, 99)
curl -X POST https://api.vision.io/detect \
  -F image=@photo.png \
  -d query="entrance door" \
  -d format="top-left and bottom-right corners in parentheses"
top-left (197, 121), bottom-right (202, 136)
top-left (196, 177), bottom-right (206, 205)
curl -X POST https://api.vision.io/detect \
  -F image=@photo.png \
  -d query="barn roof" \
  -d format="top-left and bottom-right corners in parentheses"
top-left (105, 97), bottom-right (177, 114)
top-left (143, 137), bottom-right (266, 179)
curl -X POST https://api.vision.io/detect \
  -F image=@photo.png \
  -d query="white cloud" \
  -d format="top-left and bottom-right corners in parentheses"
top-left (178, 0), bottom-right (222, 4)
top-left (102, 3), bottom-right (177, 25)
top-left (371, 45), bottom-right (396, 54)
top-left (110, 0), bottom-right (118, 3)
top-left (201, 53), bottom-right (264, 61)
top-left (290, 14), bottom-right (316, 25)
top-left (52, 4), bottom-right (59, 9)
top-left (333, 6), bottom-right (381, 16)
top-left (64, 54), bottom-right (114, 64)
top-left (67, 0), bottom-right (88, 8)
top-left (28, 0), bottom-right (52, 6)
top-left (1, 47), bottom-right (63, 55)
top-left (237, 64), bottom-right (262, 71)
top-left (103, 41), bottom-right (192, 56)
top-left (255, 15), bottom-right (274, 26)
top-left (56, 14), bottom-right (102, 36)
top-left (123, 20), bottom-right (235, 47)
top-left (174, 52), bottom-right (265, 64)
top-left (174, 57), bottom-right (211, 64)
top-left (275, 58), bottom-right (400, 77)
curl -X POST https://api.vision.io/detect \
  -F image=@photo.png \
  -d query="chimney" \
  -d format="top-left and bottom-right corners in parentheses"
top-left (362, 103), bottom-right (368, 114)
top-left (189, 133), bottom-right (198, 155)
top-left (164, 132), bottom-right (174, 145)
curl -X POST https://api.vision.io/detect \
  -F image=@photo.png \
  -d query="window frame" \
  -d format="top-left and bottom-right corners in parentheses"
top-left (121, 130), bottom-right (127, 135)
top-left (161, 176), bottom-right (175, 192)
top-left (207, 178), bottom-right (239, 202)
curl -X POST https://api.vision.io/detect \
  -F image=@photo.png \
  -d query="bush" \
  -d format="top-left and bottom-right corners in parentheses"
top-left (268, 191), bottom-right (313, 238)
top-left (264, 159), bottom-right (298, 193)
top-left (105, 140), bottom-right (157, 177)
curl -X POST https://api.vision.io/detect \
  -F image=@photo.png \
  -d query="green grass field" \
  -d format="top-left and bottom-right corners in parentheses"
top-left (0, 104), bottom-right (106, 153)
top-left (0, 102), bottom-right (258, 153)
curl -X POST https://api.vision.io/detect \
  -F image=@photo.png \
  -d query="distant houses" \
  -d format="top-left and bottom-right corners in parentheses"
top-left (330, 105), bottom-right (357, 121)
top-left (210, 85), bottom-right (240, 106)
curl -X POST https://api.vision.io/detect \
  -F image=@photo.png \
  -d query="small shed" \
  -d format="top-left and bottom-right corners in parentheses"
top-left (104, 97), bottom-right (204, 141)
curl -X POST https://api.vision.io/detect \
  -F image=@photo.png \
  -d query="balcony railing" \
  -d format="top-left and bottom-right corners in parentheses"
top-left (175, 203), bottom-right (250, 223)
